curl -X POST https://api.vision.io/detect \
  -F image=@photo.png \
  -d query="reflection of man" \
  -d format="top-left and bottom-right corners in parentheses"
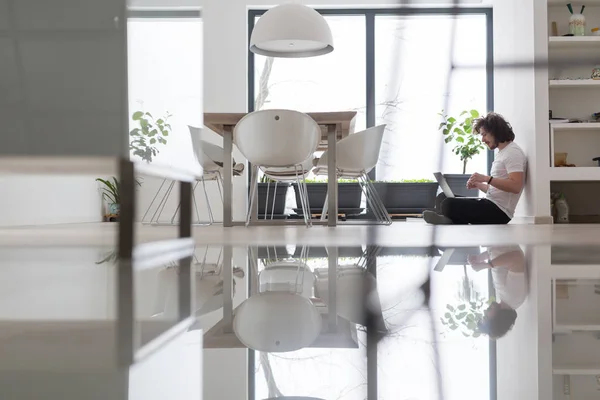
top-left (468, 245), bottom-right (527, 338)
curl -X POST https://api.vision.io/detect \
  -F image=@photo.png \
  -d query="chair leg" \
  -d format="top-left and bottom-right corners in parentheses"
top-left (360, 172), bottom-right (391, 225)
top-left (171, 180), bottom-right (200, 225)
top-left (142, 178), bottom-right (168, 224)
top-left (202, 178), bottom-right (214, 225)
top-left (246, 165), bottom-right (259, 226)
top-left (152, 180), bottom-right (176, 224)
top-left (295, 165), bottom-right (311, 227)
top-left (270, 181), bottom-right (278, 220)
top-left (264, 180), bottom-right (270, 220)
top-left (320, 193), bottom-right (329, 221)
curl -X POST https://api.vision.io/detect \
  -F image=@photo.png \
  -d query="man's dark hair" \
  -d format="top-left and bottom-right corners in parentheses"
top-left (477, 308), bottom-right (518, 339)
top-left (474, 112), bottom-right (515, 143)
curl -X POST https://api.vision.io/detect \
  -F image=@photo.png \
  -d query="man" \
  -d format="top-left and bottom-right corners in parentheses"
top-left (424, 112), bottom-right (527, 225)
top-left (468, 245), bottom-right (528, 339)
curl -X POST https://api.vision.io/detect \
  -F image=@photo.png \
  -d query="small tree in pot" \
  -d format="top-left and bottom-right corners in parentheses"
top-left (438, 109), bottom-right (485, 196)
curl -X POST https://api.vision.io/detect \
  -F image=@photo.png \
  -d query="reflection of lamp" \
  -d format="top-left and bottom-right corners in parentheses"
top-left (234, 259), bottom-right (321, 352)
top-left (250, 4), bottom-right (334, 58)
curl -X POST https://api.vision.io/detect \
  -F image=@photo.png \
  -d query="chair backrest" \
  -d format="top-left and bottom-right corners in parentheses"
top-left (234, 109), bottom-right (321, 167)
top-left (321, 124), bottom-right (386, 172)
top-left (189, 125), bottom-right (225, 171)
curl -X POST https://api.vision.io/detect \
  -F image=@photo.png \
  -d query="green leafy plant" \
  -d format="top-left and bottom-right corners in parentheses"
top-left (129, 110), bottom-right (172, 163)
top-left (440, 297), bottom-right (494, 338)
top-left (96, 177), bottom-right (120, 205)
top-left (96, 177), bottom-right (142, 205)
top-left (303, 178), bottom-right (358, 183)
top-left (438, 109), bottom-right (485, 174)
top-left (370, 179), bottom-right (435, 183)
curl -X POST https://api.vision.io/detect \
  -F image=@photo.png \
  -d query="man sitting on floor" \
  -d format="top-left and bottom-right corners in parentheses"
top-left (424, 112), bottom-right (527, 225)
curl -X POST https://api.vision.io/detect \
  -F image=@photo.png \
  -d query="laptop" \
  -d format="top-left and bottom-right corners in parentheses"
top-left (433, 172), bottom-right (480, 199)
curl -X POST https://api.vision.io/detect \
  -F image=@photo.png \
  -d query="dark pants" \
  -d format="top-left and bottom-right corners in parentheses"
top-left (434, 193), bottom-right (511, 225)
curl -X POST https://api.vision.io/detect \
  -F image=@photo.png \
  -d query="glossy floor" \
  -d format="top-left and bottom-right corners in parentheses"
top-left (1, 223), bottom-right (600, 400)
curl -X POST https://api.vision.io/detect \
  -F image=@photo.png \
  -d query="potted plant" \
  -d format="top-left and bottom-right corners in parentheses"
top-left (292, 178), bottom-right (362, 215)
top-left (129, 110), bottom-right (172, 163)
top-left (371, 179), bottom-right (439, 214)
top-left (257, 175), bottom-right (290, 217)
top-left (438, 109), bottom-right (485, 197)
top-left (96, 177), bottom-right (142, 221)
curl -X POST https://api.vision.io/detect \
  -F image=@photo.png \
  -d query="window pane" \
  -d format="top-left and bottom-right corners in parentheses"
top-left (253, 15), bottom-right (366, 132)
top-left (128, 18), bottom-right (203, 173)
top-left (375, 15), bottom-right (488, 181)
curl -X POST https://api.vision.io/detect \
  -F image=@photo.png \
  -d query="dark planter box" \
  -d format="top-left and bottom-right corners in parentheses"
top-left (372, 182), bottom-right (439, 212)
top-left (258, 183), bottom-right (290, 215)
top-left (444, 174), bottom-right (478, 197)
top-left (293, 182), bottom-right (362, 210)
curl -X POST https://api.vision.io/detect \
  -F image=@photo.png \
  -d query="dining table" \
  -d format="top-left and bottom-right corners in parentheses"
top-left (203, 111), bottom-right (358, 227)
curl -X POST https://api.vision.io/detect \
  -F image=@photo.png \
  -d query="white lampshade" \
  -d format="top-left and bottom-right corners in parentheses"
top-left (233, 292), bottom-right (322, 352)
top-left (250, 3), bottom-right (334, 58)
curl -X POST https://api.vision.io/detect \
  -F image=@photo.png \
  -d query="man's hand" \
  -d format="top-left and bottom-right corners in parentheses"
top-left (468, 172), bottom-right (489, 184)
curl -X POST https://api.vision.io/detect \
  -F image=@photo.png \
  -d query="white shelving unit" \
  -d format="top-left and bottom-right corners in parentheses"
top-left (548, 0), bottom-right (600, 227)
top-left (549, 79), bottom-right (600, 87)
top-left (551, 264), bottom-right (600, 399)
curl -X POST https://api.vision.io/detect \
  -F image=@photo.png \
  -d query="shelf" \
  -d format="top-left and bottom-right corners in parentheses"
top-left (549, 36), bottom-right (600, 47)
top-left (554, 324), bottom-right (600, 333)
top-left (550, 79), bottom-right (600, 88)
top-left (550, 167), bottom-right (600, 180)
top-left (553, 366), bottom-right (600, 375)
top-left (551, 123), bottom-right (600, 131)
top-left (549, 0), bottom-right (600, 5)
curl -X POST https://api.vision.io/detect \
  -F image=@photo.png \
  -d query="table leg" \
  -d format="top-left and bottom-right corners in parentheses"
top-left (222, 245), bottom-right (233, 333)
top-left (223, 126), bottom-right (234, 227)
top-left (327, 246), bottom-right (338, 333)
top-left (327, 124), bottom-right (338, 227)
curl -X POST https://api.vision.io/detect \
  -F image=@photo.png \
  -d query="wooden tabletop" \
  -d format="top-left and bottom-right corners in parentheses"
top-left (203, 111), bottom-right (357, 147)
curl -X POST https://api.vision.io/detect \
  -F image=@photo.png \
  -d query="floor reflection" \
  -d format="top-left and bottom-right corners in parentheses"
top-left (3, 243), bottom-right (600, 400)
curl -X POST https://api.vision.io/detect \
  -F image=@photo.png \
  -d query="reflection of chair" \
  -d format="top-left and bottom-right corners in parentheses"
top-left (234, 257), bottom-right (321, 352)
top-left (142, 126), bottom-right (244, 225)
top-left (234, 109), bottom-right (320, 226)
top-left (313, 125), bottom-right (391, 225)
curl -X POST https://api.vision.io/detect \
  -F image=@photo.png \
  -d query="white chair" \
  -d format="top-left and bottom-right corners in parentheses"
top-left (234, 109), bottom-right (321, 226)
top-left (313, 124), bottom-right (391, 225)
top-left (142, 126), bottom-right (244, 225)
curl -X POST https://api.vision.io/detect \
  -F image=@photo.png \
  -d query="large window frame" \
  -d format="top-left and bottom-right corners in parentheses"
top-left (247, 8), bottom-right (495, 400)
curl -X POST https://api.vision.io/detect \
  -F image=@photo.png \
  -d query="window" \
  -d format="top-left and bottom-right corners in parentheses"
top-left (127, 12), bottom-right (203, 173)
top-left (248, 8), bottom-right (494, 400)
top-left (375, 14), bottom-right (488, 181)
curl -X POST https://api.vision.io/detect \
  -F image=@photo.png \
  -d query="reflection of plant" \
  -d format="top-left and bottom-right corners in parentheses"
top-left (440, 298), bottom-right (492, 338)
top-left (129, 110), bottom-right (172, 163)
top-left (438, 109), bottom-right (485, 174)
top-left (96, 176), bottom-right (142, 205)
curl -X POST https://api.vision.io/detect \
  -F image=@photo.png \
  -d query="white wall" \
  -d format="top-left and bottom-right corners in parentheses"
top-left (496, 246), bottom-right (553, 400)
top-left (493, 0), bottom-right (550, 222)
top-left (0, 176), bottom-right (102, 226)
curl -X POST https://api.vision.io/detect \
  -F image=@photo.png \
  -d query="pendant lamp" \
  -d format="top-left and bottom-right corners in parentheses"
top-left (250, 3), bottom-right (334, 58)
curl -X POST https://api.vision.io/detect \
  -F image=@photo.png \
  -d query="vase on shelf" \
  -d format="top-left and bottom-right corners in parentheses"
top-left (569, 13), bottom-right (586, 36)
top-left (592, 66), bottom-right (600, 80)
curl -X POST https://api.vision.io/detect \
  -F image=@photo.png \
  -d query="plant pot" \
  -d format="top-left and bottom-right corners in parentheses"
top-left (108, 203), bottom-right (120, 215)
top-left (293, 183), bottom-right (362, 210)
top-left (443, 174), bottom-right (479, 197)
top-left (258, 183), bottom-right (290, 216)
top-left (372, 182), bottom-right (439, 213)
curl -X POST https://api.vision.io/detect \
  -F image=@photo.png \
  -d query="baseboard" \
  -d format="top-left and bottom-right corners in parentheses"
top-left (510, 215), bottom-right (554, 225)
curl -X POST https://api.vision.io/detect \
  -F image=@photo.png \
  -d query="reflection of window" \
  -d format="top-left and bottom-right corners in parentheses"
top-left (127, 14), bottom-right (202, 172)
top-left (376, 15), bottom-right (488, 181)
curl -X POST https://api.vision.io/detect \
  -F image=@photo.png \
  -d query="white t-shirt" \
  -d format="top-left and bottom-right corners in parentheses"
top-left (486, 142), bottom-right (527, 219)
top-left (489, 246), bottom-right (528, 310)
